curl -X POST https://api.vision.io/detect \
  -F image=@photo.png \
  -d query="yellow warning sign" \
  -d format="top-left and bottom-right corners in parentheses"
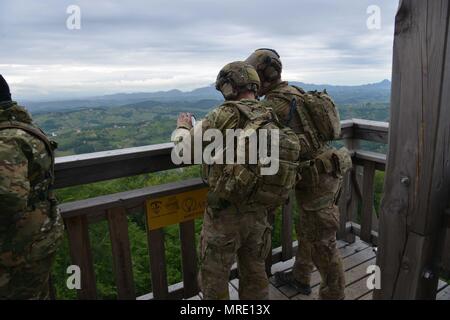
top-left (146, 187), bottom-right (208, 230)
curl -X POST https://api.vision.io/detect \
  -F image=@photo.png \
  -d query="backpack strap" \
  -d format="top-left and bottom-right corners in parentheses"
top-left (290, 85), bottom-right (306, 95)
top-left (285, 98), bottom-right (297, 126)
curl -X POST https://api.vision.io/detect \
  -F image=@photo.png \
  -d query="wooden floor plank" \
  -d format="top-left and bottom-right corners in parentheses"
top-left (269, 284), bottom-right (289, 300)
top-left (292, 260), bottom-right (378, 301)
top-left (437, 280), bottom-right (448, 291)
top-left (286, 247), bottom-right (376, 299)
top-left (358, 291), bottom-right (373, 300)
top-left (436, 284), bottom-right (450, 300)
top-left (344, 257), bottom-right (377, 285)
top-left (270, 240), bottom-right (350, 275)
top-left (229, 283), bottom-right (239, 300)
top-left (231, 279), bottom-right (289, 300)
top-left (358, 280), bottom-right (448, 301)
top-left (271, 239), bottom-right (369, 287)
top-left (140, 236), bottom-right (448, 301)
top-left (344, 276), bottom-right (372, 300)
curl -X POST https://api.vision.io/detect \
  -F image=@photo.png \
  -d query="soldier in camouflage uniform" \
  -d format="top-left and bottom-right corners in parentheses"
top-left (172, 62), bottom-right (274, 300)
top-left (0, 75), bottom-right (63, 299)
top-left (246, 49), bottom-right (349, 300)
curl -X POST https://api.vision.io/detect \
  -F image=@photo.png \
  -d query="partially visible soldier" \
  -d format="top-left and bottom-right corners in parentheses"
top-left (246, 49), bottom-right (352, 300)
top-left (0, 75), bottom-right (63, 299)
top-left (172, 62), bottom-right (299, 299)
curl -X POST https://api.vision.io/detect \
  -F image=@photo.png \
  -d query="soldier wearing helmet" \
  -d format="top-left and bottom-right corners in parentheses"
top-left (246, 49), bottom-right (346, 300)
top-left (0, 75), bottom-right (63, 299)
top-left (172, 61), bottom-right (273, 300)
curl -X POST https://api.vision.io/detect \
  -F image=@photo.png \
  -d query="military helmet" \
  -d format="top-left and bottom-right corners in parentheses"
top-left (215, 61), bottom-right (260, 100)
top-left (0, 75), bottom-right (11, 102)
top-left (245, 48), bottom-right (282, 93)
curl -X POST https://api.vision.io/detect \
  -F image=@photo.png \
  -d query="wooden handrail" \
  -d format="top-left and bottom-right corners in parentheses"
top-left (54, 119), bottom-right (383, 189)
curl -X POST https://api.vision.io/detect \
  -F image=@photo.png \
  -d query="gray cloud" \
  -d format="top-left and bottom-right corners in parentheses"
top-left (0, 0), bottom-right (398, 100)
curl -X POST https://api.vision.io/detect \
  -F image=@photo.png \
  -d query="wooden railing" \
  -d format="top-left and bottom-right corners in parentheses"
top-left (55, 118), bottom-right (390, 300)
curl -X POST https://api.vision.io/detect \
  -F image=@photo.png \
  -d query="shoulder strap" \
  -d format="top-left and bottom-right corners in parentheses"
top-left (290, 85), bottom-right (306, 95)
top-left (0, 121), bottom-right (54, 156)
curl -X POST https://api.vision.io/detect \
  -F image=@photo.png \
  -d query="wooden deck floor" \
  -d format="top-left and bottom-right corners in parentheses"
top-left (188, 237), bottom-right (450, 300)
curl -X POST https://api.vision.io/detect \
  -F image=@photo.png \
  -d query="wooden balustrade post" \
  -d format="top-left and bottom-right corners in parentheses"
top-left (65, 215), bottom-right (97, 300)
top-left (361, 161), bottom-right (376, 243)
top-left (281, 192), bottom-right (294, 261)
top-left (107, 207), bottom-right (136, 300)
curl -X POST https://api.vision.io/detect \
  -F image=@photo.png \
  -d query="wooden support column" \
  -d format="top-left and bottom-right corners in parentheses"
top-left (375, 0), bottom-right (450, 300)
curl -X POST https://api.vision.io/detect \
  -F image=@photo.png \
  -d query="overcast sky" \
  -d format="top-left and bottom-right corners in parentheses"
top-left (0, 0), bottom-right (398, 101)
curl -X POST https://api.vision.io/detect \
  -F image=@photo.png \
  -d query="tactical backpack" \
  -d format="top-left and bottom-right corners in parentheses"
top-left (203, 101), bottom-right (300, 207)
top-left (291, 86), bottom-right (341, 142)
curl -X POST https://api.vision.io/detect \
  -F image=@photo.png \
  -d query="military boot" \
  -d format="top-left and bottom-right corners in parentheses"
top-left (274, 271), bottom-right (312, 295)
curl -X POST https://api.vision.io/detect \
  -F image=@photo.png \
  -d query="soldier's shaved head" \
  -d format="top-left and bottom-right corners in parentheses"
top-left (0, 75), bottom-right (11, 102)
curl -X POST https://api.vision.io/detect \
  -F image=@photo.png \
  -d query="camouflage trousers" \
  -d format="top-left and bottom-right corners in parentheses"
top-left (198, 205), bottom-right (272, 300)
top-left (0, 255), bottom-right (56, 300)
top-left (293, 173), bottom-right (346, 300)
top-left (0, 207), bottom-right (63, 300)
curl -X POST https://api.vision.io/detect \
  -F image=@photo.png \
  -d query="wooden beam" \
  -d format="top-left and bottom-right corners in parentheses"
top-left (375, 0), bottom-right (450, 300)
top-left (352, 150), bottom-right (386, 171)
top-left (54, 143), bottom-right (180, 188)
top-left (339, 119), bottom-right (354, 140)
top-left (54, 119), bottom-right (394, 189)
top-left (352, 119), bottom-right (389, 144)
top-left (59, 178), bottom-right (206, 219)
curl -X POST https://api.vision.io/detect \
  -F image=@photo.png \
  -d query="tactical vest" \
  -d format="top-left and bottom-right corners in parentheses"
top-left (0, 120), bottom-right (58, 212)
top-left (203, 100), bottom-right (300, 208)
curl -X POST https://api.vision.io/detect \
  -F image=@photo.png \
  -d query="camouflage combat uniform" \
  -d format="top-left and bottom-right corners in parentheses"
top-left (0, 100), bottom-right (63, 300)
top-left (173, 101), bottom-right (272, 300)
top-left (264, 82), bottom-right (346, 300)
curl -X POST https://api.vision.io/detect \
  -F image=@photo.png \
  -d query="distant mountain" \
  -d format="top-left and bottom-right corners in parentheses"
top-left (26, 79), bottom-right (391, 113)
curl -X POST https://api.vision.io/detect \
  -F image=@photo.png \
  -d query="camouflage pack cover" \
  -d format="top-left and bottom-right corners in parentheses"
top-left (204, 100), bottom-right (300, 207)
